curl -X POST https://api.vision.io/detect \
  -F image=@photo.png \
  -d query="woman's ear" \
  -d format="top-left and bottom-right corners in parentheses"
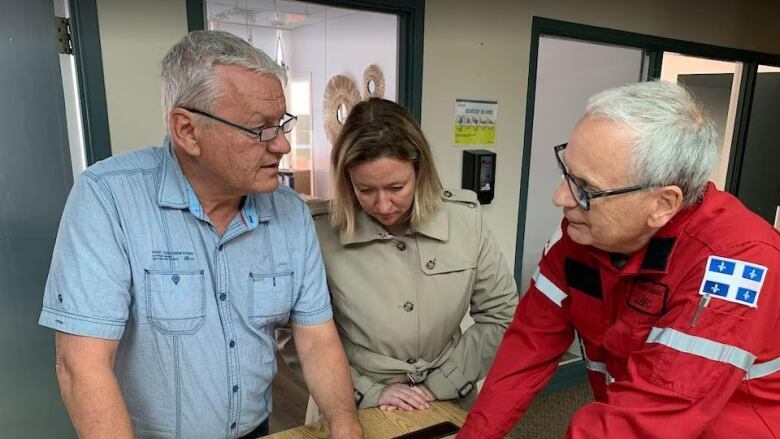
top-left (647, 185), bottom-right (684, 228)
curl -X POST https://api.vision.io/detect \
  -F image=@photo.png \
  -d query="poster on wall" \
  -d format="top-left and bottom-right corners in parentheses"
top-left (453, 99), bottom-right (498, 146)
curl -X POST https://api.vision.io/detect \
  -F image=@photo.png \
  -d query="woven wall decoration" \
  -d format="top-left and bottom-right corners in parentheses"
top-left (323, 74), bottom-right (361, 144)
top-left (361, 64), bottom-right (385, 100)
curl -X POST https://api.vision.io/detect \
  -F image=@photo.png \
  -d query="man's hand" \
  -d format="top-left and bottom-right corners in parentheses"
top-left (378, 384), bottom-right (436, 411)
top-left (293, 321), bottom-right (363, 438)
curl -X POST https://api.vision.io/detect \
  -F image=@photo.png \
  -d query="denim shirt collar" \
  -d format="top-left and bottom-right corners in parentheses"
top-left (157, 137), bottom-right (265, 228)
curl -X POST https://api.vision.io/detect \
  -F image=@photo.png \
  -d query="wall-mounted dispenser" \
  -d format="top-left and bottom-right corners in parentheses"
top-left (462, 149), bottom-right (496, 205)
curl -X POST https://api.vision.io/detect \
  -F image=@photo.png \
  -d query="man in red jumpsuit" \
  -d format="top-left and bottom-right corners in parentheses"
top-left (459, 81), bottom-right (780, 439)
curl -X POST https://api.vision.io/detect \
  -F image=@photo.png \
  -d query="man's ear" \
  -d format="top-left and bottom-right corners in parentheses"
top-left (169, 108), bottom-right (201, 157)
top-left (648, 185), bottom-right (684, 228)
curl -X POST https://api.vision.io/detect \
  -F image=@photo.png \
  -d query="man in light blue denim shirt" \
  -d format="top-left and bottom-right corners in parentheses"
top-left (39, 31), bottom-right (362, 439)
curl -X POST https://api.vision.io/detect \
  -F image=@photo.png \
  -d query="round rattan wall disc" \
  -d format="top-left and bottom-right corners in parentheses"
top-left (323, 75), bottom-right (361, 144)
top-left (361, 64), bottom-right (385, 99)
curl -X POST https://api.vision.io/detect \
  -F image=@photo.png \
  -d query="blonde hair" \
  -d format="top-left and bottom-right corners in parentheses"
top-left (330, 98), bottom-right (443, 236)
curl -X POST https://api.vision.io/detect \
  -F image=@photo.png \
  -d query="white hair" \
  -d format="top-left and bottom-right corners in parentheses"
top-left (160, 30), bottom-right (287, 134)
top-left (586, 80), bottom-right (718, 206)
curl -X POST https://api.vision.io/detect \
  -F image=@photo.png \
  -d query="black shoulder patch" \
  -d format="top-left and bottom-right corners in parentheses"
top-left (641, 237), bottom-right (676, 271)
top-left (564, 257), bottom-right (602, 299)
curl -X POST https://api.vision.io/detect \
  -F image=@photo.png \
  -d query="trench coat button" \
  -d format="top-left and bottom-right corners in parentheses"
top-left (406, 358), bottom-right (416, 364)
top-left (426, 260), bottom-right (436, 270)
top-left (403, 301), bottom-right (414, 312)
top-left (443, 190), bottom-right (452, 198)
top-left (396, 241), bottom-right (407, 251)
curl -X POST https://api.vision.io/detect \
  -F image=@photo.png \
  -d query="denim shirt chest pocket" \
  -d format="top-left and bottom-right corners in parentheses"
top-left (145, 269), bottom-right (206, 334)
top-left (248, 271), bottom-right (294, 328)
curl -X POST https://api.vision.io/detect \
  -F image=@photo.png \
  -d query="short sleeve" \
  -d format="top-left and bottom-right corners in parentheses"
top-left (289, 202), bottom-right (333, 326)
top-left (38, 172), bottom-right (131, 340)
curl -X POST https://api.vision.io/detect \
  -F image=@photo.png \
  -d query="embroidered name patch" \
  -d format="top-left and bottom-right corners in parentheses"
top-left (698, 255), bottom-right (767, 308)
top-left (628, 279), bottom-right (668, 316)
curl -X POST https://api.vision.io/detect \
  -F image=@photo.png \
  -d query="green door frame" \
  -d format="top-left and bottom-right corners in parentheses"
top-left (69, 0), bottom-right (112, 165)
top-left (516, 17), bottom-right (780, 394)
top-left (186, 0), bottom-right (425, 121)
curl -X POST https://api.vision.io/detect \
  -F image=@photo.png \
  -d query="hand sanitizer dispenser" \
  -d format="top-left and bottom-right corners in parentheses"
top-left (462, 149), bottom-right (496, 205)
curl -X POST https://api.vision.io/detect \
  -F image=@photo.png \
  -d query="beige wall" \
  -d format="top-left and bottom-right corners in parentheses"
top-left (97, 0), bottom-right (188, 155)
top-left (96, 0), bottom-right (780, 271)
top-left (421, 0), bottom-right (780, 271)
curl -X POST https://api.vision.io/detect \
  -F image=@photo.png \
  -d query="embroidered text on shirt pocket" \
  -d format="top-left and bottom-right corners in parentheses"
top-left (249, 271), bottom-right (293, 329)
top-left (145, 269), bottom-right (206, 335)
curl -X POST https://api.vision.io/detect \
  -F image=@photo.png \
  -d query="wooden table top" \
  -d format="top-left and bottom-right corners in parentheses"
top-left (266, 401), bottom-right (466, 439)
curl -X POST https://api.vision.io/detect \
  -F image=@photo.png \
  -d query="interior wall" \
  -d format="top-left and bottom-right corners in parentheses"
top-left (97, 0), bottom-right (188, 156)
top-left (421, 0), bottom-right (780, 273)
top-left (94, 0), bottom-right (780, 269)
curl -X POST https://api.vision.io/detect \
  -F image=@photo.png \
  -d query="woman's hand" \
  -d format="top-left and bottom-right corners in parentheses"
top-left (378, 384), bottom-right (436, 411)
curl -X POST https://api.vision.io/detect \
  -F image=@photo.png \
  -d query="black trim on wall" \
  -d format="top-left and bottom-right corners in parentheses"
top-left (512, 17), bottom-right (541, 280)
top-left (186, 0), bottom-right (424, 121)
top-left (725, 62), bottom-right (758, 194)
top-left (69, 0), bottom-right (112, 165)
top-left (529, 18), bottom-right (780, 65)
top-left (645, 49), bottom-right (663, 80)
top-left (540, 359), bottom-right (587, 396)
top-left (186, 0), bottom-right (205, 32)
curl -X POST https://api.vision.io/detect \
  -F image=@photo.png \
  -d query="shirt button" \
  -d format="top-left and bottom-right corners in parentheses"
top-left (426, 260), bottom-right (436, 270)
top-left (219, 293), bottom-right (227, 301)
top-left (232, 385), bottom-right (239, 393)
top-left (218, 244), bottom-right (224, 251)
top-left (403, 301), bottom-right (414, 312)
top-left (396, 241), bottom-right (406, 251)
top-left (230, 422), bottom-right (236, 430)
top-left (444, 190), bottom-right (452, 198)
top-left (229, 340), bottom-right (235, 348)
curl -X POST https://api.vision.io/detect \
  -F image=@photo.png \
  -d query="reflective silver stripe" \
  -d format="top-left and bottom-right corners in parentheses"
top-left (646, 327), bottom-right (756, 372)
top-left (580, 347), bottom-right (613, 384)
top-left (532, 268), bottom-right (567, 307)
top-left (584, 357), bottom-right (606, 374)
top-left (746, 356), bottom-right (780, 380)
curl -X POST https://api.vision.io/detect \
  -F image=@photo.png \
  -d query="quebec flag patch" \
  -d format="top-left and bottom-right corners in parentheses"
top-left (698, 255), bottom-right (768, 308)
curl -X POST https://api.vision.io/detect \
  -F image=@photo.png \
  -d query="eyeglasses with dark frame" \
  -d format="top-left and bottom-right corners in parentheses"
top-left (184, 108), bottom-right (297, 143)
top-left (554, 142), bottom-right (646, 210)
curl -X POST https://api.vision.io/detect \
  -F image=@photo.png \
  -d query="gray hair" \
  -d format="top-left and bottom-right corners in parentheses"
top-left (586, 81), bottom-right (718, 206)
top-left (160, 30), bottom-right (287, 133)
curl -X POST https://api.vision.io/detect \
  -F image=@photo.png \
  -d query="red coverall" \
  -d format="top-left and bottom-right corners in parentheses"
top-left (459, 184), bottom-right (780, 438)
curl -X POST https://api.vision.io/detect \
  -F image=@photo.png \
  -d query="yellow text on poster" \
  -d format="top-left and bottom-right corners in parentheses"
top-left (454, 125), bottom-right (496, 145)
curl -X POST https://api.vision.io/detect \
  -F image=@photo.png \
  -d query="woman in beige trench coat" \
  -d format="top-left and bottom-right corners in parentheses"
top-left (313, 98), bottom-right (518, 412)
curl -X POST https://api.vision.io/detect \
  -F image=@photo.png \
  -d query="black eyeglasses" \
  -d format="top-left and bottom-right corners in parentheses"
top-left (184, 108), bottom-right (297, 143)
top-left (554, 143), bottom-right (646, 210)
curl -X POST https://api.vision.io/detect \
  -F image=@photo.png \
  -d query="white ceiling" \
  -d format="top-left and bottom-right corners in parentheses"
top-left (207, 0), bottom-right (356, 30)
